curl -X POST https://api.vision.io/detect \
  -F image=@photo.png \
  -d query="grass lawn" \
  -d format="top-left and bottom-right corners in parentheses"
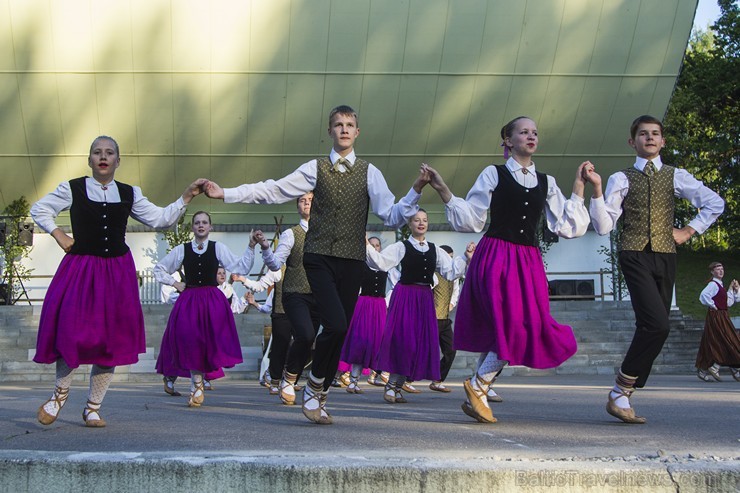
top-left (675, 249), bottom-right (740, 320)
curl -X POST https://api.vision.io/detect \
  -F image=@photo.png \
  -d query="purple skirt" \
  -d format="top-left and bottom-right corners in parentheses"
top-left (454, 236), bottom-right (577, 369)
top-left (34, 252), bottom-right (145, 368)
top-left (374, 284), bottom-right (440, 382)
top-left (340, 295), bottom-right (387, 369)
top-left (155, 286), bottom-right (243, 375)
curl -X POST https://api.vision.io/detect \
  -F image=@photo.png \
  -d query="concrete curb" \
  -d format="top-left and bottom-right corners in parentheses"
top-left (1, 451), bottom-right (737, 493)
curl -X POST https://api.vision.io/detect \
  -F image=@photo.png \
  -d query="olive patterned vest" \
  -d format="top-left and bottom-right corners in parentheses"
top-left (303, 156), bottom-right (369, 261)
top-left (282, 225), bottom-right (311, 294)
top-left (433, 272), bottom-right (455, 320)
top-left (620, 165), bottom-right (675, 253)
top-left (271, 265), bottom-right (286, 315)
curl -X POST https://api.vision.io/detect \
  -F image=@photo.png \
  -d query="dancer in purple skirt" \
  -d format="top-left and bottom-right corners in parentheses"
top-left (424, 116), bottom-right (594, 423)
top-left (154, 211), bottom-right (254, 407)
top-left (31, 135), bottom-right (206, 427)
top-left (159, 265), bottom-right (244, 397)
top-left (366, 210), bottom-right (472, 404)
top-left (339, 236), bottom-right (389, 394)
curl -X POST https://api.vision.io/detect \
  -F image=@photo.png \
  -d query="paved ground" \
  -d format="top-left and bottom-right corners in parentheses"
top-left (1, 374), bottom-right (738, 461)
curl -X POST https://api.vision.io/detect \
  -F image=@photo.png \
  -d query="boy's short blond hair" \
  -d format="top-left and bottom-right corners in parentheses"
top-left (328, 105), bottom-right (358, 126)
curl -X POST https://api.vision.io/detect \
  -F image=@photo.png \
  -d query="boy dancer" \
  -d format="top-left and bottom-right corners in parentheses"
top-left (205, 105), bottom-right (427, 423)
top-left (588, 115), bottom-right (724, 423)
top-left (428, 245), bottom-right (460, 392)
top-left (254, 193), bottom-right (319, 406)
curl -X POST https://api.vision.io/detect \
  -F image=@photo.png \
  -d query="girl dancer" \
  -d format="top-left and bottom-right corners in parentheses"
top-left (695, 262), bottom-right (740, 382)
top-left (159, 265), bottom-right (241, 396)
top-left (424, 116), bottom-right (593, 423)
top-left (31, 135), bottom-right (205, 427)
top-left (340, 236), bottom-right (389, 394)
top-left (154, 211), bottom-right (254, 407)
top-left (366, 210), bottom-right (472, 403)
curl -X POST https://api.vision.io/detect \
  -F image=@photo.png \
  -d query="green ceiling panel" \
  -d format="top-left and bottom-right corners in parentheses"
top-left (133, 75), bottom-right (175, 155)
top-left (365, 1), bottom-right (410, 72)
top-left (0, 0), bottom-right (699, 223)
top-left (210, 74), bottom-right (250, 155)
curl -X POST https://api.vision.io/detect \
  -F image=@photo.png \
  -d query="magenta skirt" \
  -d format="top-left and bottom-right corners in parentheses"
top-left (374, 284), bottom-right (440, 382)
top-left (155, 286), bottom-right (243, 375)
top-left (454, 236), bottom-right (577, 369)
top-left (34, 252), bottom-right (145, 368)
top-left (340, 295), bottom-right (387, 369)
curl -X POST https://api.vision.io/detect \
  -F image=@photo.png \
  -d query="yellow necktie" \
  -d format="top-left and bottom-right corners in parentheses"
top-left (644, 160), bottom-right (655, 177)
top-left (333, 157), bottom-right (351, 173)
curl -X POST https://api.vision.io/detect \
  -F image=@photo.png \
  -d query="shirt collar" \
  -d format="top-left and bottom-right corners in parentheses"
top-left (191, 239), bottom-right (208, 251)
top-left (299, 218), bottom-right (308, 232)
top-left (88, 176), bottom-right (116, 188)
top-left (329, 149), bottom-right (356, 165)
top-left (712, 277), bottom-right (723, 284)
top-left (505, 157), bottom-right (536, 175)
top-left (634, 155), bottom-right (663, 172)
top-left (408, 236), bottom-right (427, 247)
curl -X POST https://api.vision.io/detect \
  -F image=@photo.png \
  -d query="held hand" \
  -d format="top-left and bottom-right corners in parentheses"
top-left (230, 273), bottom-right (246, 284)
top-left (730, 279), bottom-right (740, 293)
top-left (412, 165), bottom-right (432, 193)
top-left (204, 181), bottom-right (225, 200)
top-left (182, 178), bottom-right (208, 203)
top-left (673, 226), bottom-right (695, 246)
top-left (464, 241), bottom-right (476, 261)
top-left (245, 291), bottom-right (258, 307)
top-left (574, 161), bottom-right (603, 199)
top-left (173, 281), bottom-right (186, 293)
top-left (422, 163), bottom-right (453, 203)
top-left (253, 230), bottom-right (270, 249)
top-left (248, 229), bottom-right (257, 248)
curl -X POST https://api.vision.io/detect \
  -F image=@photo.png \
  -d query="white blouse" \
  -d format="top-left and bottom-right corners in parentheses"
top-left (366, 236), bottom-right (467, 282)
top-left (31, 177), bottom-right (187, 233)
top-left (153, 240), bottom-right (255, 287)
top-left (444, 158), bottom-right (588, 238)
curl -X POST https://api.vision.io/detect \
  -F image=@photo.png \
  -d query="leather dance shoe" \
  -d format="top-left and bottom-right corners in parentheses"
top-left (605, 390), bottom-right (646, 424)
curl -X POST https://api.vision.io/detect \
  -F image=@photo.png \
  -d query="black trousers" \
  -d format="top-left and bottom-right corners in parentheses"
top-left (619, 250), bottom-right (676, 388)
top-left (438, 318), bottom-right (457, 381)
top-left (282, 292), bottom-right (321, 376)
top-left (267, 313), bottom-right (293, 381)
top-left (303, 252), bottom-right (364, 391)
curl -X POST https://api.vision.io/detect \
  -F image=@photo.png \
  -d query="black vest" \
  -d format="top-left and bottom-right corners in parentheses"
top-left (359, 265), bottom-right (389, 298)
top-left (485, 165), bottom-right (547, 246)
top-left (184, 241), bottom-right (219, 287)
top-left (68, 177), bottom-right (133, 257)
top-left (399, 240), bottom-right (436, 286)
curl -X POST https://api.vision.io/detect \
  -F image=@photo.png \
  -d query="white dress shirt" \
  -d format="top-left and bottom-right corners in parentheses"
top-left (218, 281), bottom-right (249, 314)
top-left (444, 158), bottom-right (588, 238)
top-left (223, 149), bottom-right (420, 229)
top-left (589, 156), bottom-right (725, 236)
top-left (261, 219), bottom-right (308, 272)
top-left (153, 240), bottom-right (255, 287)
top-left (252, 290), bottom-right (275, 314)
top-left (31, 177), bottom-right (187, 234)
top-left (366, 236), bottom-right (467, 282)
top-left (242, 268), bottom-right (282, 293)
top-left (699, 278), bottom-right (739, 311)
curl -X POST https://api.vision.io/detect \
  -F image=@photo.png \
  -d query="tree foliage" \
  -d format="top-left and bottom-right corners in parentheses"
top-left (161, 214), bottom-right (193, 252)
top-left (1, 197), bottom-right (33, 304)
top-left (664, 0), bottom-right (739, 250)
